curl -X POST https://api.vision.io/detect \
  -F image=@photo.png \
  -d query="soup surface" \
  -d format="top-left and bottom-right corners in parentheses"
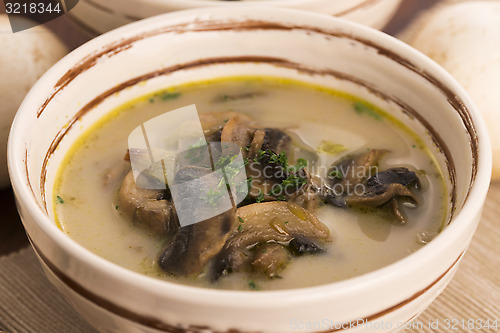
top-left (54, 76), bottom-right (448, 290)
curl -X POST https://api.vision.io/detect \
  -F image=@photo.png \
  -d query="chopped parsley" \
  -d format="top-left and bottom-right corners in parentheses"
top-left (278, 152), bottom-right (288, 167)
top-left (256, 190), bottom-right (265, 203)
top-left (254, 150), bottom-right (309, 198)
top-left (248, 280), bottom-right (259, 290)
top-left (238, 216), bottom-right (245, 223)
top-left (56, 195), bottom-right (64, 204)
top-left (268, 173), bottom-right (308, 197)
top-left (214, 155), bottom-right (232, 169)
top-left (353, 101), bottom-right (383, 121)
top-left (188, 138), bottom-right (206, 150)
top-left (199, 188), bottom-right (224, 207)
top-left (329, 170), bottom-right (344, 179)
top-left (255, 149), bottom-right (308, 172)
top-left (159, 91), bottom-right (181, 100)
top-left (292, 158), bottom-right (308, 171)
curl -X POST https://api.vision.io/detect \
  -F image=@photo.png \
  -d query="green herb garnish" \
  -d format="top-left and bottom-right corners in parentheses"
top-left (56, 195), bottom-right (64, 204)
top-left (160, 91), bottom-right (181, 100)
top-left (353, 101), bottom-right (383, 121)
top-left (329, 170), bottom-right (344, 179)
top-left (200, 188), bottom-right (224, 207)
top-left (256, 190), bottom-right (265, 203)
top-left (248, 280), bottom-right (259, 290)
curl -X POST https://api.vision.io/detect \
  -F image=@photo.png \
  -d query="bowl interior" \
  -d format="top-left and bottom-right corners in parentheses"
top-left (9, 6), bottom-right (490, 297)
top-left (8, 7), bottom-right (491, 331)
top-left (23, 12), bottom-right (478, 224)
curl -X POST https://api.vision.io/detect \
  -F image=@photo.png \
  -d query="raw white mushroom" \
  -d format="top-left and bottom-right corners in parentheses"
top-left (0, 15), bottom-right (67, 188)
top-left (402, 1), bottom-right (500, 180)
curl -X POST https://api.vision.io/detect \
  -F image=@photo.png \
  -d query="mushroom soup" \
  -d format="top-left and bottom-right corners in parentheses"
top-left (54, 77), bottom-right (448, 291)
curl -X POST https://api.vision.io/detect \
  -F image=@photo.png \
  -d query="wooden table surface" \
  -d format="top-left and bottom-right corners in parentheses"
top-left (0, 0), bottom-right (439, 256)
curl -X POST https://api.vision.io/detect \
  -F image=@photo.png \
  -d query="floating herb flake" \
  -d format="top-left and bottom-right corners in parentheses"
top-left (353, 101), bottom-right (383, 121)
top-left (160, 91), bottom-right (181, 101)
top-left (329, 170), bottom-right (343, 179)
top-left (256, 190), bottom-right (265, 203)
top-left (248, 280), bottom-right (259, 290)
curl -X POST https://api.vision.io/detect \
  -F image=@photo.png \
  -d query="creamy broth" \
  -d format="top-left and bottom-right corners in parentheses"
top-left (54, 77), bottom-right (447, 290)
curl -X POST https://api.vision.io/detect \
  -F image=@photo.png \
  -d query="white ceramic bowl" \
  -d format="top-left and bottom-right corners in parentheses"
top-left (68, 0), bottom-right (402, 35)
top-left (8, 7), bottom-right (491, 333)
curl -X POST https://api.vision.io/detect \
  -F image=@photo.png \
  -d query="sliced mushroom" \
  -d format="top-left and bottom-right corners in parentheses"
top-left (220, 116), bottom-right (256, 150)
top-left (210, 201), bottom-right (330, 280)
top-left (261, 128), bottom-right (292, 156)
top-left (346, 168), bottom-right (420, 224)
top-left (288, 235), bottom-right (325, 256)
top-left (366, 167), bottom-right (420, 190)
top-left (326, 149), bottom-right (387, 207)
top-left (117, 171), bottom-right (178, 236)
top-left (230, 202), bottom-right (329, 248)
top-left (326, 150), bottom-right (421, 223)
top-left (282, 169), bottom-right (321, 211)
top-left (251, 243), bottom-right (290, 278)
top-left (158, 165), bottom-right (236, 276)
top-left (329, 149), bottom-right (387, 188)
top-left (247, 129), bottom-right (266, 159)
top-left (245, 129), bottom-right (317, 207)
top-left (158, 208), bottom-right (235, 276)
top-left (219, 120), bottom-right (313, 207)
top-left (199, 111), bottom-right (247, 143)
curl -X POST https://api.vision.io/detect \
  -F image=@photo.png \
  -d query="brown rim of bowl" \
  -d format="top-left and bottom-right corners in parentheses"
top-left (31, 239), bottom-right (464, 333)
top-left (33, 19), bottom-right (478, 224)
